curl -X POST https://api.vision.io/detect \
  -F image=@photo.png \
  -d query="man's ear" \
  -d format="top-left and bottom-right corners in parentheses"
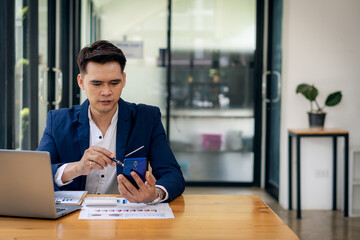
top-left (77, 74), bottom-right (85, 90)
top-left (122, 72), bottom-right (126, 88)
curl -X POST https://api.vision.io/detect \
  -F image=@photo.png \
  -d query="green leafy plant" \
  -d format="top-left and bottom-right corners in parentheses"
top-left (20, 108), bottom-right (29, 140)
top-left (296, 83), bottom-right (342, 113)
top-left (208, 69), bottom-right (225, 78)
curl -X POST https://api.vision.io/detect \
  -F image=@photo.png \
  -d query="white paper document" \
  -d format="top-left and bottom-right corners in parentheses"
top-left (54, 191), bottom-right (87, 205)
top-left (78, 198), bottom-right (174, 219)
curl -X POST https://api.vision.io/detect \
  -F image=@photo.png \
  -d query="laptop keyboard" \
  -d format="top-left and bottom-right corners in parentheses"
top-left (56, 208), bottom-right (66, 213)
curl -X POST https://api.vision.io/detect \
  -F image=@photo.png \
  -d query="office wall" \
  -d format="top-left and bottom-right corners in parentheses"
top-left (280, 0), bottom-right (360, 209)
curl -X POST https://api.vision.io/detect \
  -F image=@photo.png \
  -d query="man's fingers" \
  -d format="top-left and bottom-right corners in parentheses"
top-left (145, 171), bottom-right (156, 187)
top-left (86, 151), bottom-right (115, 168)
top-left (117, 174), bottom-right (140, 203)
top-left (89, 146), bottom-right (116, 166)
top-left (91, 146), bottom-right (116, 164)
top-left (93, 154), bottom-right (109, 167)
top-left (119, 174), bottom-right (139, 196)
top-left (86, 154), bottom-right (105, 169)
top-left (131, 171), bottom-right (146, 190)
top-left (117, 173), bottom-right (158, 204)
top-left (90, 146), bottom-right (115, 158)
top-left (118, 179), bottom-right (137, 202)
top-left (97, 153), bottom-right (116, 167)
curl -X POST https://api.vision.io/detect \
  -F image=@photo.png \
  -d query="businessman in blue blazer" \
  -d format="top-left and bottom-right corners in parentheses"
top-left (37, 40), bottom-right (185, 204)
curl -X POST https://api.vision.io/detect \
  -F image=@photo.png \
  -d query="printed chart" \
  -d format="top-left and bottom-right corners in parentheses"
top-left (54, 191), bottom-right (87, 205)
top-left (78, 198), bottom-right (174, 219)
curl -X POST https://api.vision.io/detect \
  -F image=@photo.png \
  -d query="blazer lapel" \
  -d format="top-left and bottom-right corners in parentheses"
top-left (77, 100), bottom-right (90, 158)
top-left (116, 98), bottom-right (131, 175)
top-left (75, 100), bottom-right (90, 190)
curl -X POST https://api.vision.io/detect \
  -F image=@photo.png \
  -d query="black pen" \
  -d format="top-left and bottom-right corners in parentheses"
top-left (111, 158), bottom-right (124, 167)
top-left (111, 145), bottom-right (144, 167)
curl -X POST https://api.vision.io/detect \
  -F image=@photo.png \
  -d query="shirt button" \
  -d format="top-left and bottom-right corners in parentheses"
top-left (101, 175), bottom-right (105, 178)
top-left (99, 136), bottom-right (102, 139)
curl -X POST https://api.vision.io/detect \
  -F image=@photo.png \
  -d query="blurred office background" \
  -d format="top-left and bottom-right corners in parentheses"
top-left (107, 0), bottom-right (258, 184)
top-left (1, 0), bottom-right (360, 224)
top-left (2, 0), bottom-right (265, 189)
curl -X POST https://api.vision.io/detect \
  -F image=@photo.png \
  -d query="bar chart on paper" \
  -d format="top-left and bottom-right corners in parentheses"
top-left (78, 198), bottom-right (174, 219)
top-left (54, 191), bottom-right (87, 205)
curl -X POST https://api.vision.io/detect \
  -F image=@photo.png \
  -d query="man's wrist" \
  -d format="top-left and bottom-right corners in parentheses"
top-left (157, 188), bottom-right (165, 200)
top-left (62, 162), bottom-right (81, 183)
top-left (155, 185), bottom-right (169, 202)
top-left (147, 187), bottom-right (163, 205)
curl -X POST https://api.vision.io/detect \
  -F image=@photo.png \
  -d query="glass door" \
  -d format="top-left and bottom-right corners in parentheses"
top-left (97, 0), bottom-right (168, 114)
top-left (38, 0), bottom-right (49, 144)
top-left (11, 0), bottom-right (81, 150)
top-left (40, 0), bottom-right (81, 144)
top-left (14, 0), bottom-right (63, 149)
top-left (14, 0), bottom-right (33, 149)
top-left (170, 0), bottom-right (257, 183)
top-left (38, 0), bottom-right (64, 144)
top-left (88, 0), bottom-right (261, 185)
top-left (264, 0), bottom-right (282, 199)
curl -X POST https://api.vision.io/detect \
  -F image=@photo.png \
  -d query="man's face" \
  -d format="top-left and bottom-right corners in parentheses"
top-left (77, 61), bottom-right (126, 115)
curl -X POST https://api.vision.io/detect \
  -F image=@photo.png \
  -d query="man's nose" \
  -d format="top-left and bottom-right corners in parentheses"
top-left (101, 85), bottom-right (112, 95)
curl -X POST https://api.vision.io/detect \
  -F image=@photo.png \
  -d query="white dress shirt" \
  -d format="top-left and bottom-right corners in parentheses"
top-left (85, 106), bottom-right (119, 194)
top-left (54, 105), bottom-right (169, 201)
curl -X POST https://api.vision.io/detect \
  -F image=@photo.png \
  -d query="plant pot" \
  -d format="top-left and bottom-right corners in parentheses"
top-left (308, 112), bottom-right (326, 129)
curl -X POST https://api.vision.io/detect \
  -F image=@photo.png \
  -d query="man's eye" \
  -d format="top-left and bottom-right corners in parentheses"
top-left (92, 83), bottom-right (101, 86)
top-left (111, 82), bottom-right (120, 85)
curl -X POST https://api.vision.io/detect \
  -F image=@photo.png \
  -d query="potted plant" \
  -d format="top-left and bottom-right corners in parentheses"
top-left (296, 83), bottom-right (342, 129)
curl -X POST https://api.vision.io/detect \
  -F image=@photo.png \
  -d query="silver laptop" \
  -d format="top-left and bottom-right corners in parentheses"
top-left (0, 149), bottom-right (81, 219)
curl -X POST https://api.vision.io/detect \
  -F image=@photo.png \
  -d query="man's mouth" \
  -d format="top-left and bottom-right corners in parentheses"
top-left (100, 100), bottom-right (112, 105)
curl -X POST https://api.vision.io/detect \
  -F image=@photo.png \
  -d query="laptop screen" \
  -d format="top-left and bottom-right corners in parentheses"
top-left (0, 150), bottom-right (59, 218)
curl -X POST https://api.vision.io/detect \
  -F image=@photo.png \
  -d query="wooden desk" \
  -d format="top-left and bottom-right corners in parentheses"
top-left (288, 128), bottom-right (349, 219)
top-left (0, 195), bottom-right (299, 240)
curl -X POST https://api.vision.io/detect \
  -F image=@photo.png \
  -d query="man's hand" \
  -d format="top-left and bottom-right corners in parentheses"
top-left (77, 146), bottom-right (116, 174)
top-left (61, 146), bottom-right (116, 183)
top-left (117, 171), bottom-right (164, 203)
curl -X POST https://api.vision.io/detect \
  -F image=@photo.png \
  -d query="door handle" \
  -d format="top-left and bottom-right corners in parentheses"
top-left (262, 71), bottom-right (271, 103)
top-left (272, 71), bottom-right (281, 103)
top-left (52, 68), bottom-right (63, 109)
top-left (39, 67), bottom-right (49, 105)
top-left (262, 71), bottom-right (281, 103)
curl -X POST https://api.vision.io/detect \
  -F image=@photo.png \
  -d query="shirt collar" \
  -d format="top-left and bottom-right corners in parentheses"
top-left (88, 105), bottom-right (119, 125)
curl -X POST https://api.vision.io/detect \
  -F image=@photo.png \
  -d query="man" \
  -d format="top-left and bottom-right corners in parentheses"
top-left (37, 40), bottom-right (185, 204)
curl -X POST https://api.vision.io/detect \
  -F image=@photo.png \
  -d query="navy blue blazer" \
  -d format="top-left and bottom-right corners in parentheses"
top-left (37, 98), bottom-right (185, 202)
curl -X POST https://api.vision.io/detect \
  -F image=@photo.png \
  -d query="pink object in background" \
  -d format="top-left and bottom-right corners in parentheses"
top-left (202, 134), bottom-right (222, 150)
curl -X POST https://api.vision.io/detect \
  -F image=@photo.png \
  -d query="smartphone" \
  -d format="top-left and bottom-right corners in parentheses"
top-left (122, 157), bottom-right (147, 188)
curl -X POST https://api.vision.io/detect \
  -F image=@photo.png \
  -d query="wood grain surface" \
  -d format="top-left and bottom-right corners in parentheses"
top-left (288, 128), bottom-right (348, 135)
top-left (0, 195), bottom-right (299, 240)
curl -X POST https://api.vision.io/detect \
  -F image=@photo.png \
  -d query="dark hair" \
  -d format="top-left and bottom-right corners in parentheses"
top-left (77, 40), bottom-right (127, 74)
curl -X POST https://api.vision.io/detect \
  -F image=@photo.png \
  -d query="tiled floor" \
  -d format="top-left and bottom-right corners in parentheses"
top-left (184, 187), bottom-right (360, 240)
